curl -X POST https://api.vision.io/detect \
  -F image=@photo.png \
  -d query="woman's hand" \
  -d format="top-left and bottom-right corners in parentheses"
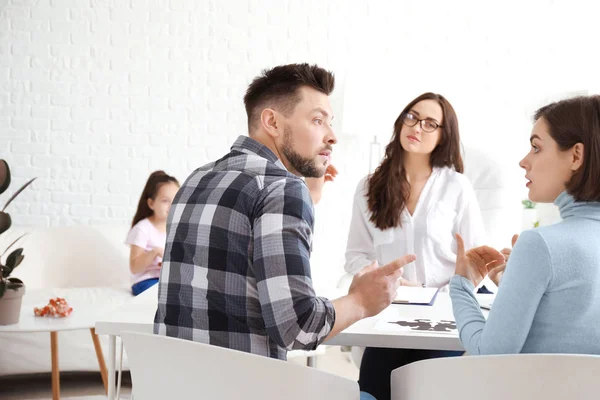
top-left (455, 233), bottom-right (505, 288)
top-left (488, 234), bottom-right (519, 286)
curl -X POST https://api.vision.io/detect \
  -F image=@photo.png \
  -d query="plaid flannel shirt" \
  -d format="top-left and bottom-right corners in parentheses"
top-left (154, 135), bottom-right (336, 359)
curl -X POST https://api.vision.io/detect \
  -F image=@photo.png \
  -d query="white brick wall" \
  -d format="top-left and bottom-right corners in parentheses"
top-left (1, 0), bottom-right (599, 288)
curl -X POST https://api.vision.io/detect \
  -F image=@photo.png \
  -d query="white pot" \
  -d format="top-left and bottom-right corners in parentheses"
top-left (0, 284), bottom-right (25, 325)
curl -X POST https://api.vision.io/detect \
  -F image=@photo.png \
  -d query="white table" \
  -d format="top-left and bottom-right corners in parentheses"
top-left (95, 286), bottom-right (492, 400)
top-left (325, 293), bottom-right (492, 351)
top-left (0, 288), bottom-right (111, 400)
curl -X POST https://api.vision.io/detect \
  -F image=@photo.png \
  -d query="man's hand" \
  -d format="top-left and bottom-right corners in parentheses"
top-left (488, 234), bottom-right (519, 286)
top-left (455, 234), bottom-right (505, 288)
top-left (348, 254), bottom-right (417, 318)
top-left (305, 164), bottom-right (338, 205)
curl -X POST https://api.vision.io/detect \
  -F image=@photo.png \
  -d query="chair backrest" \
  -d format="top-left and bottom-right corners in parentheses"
top-left (391, 354), bottom-right (600, 400)
top-left (10, 224), bottom-right (130, 289)
top-left (121, 331), bottom-right (359, 400)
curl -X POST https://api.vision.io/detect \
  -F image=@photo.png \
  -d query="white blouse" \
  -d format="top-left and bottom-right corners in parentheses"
top-left (344, 167), bottom-right (486, 289)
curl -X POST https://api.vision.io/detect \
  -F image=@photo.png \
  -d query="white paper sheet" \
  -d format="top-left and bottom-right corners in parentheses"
top-left (393, 287), bottom-right (439, 305)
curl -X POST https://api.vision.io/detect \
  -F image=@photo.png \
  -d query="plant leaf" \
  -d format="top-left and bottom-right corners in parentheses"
top-left (5, 248), bottom-right (23, 270)
top-left (0, 212), bottom-right (11, 235)
top-left (14, 255), bottom-right (24, 270)
top-left (2, 177), bottom-right (37, 212)
top-left (7, 281), bottom-right (23, 291)
top-left (3, 253), bottom-right (24, 278)
top-left (521, 199), bottom-right (537, 209)
top-left (0, 281), bottom-right (5, 298)
top-left (0, 159), bottom-right (10, 195)
top-left (8, 277), bottom-right (23, 284)
top-left (1, 233), bottom-right (28, 257)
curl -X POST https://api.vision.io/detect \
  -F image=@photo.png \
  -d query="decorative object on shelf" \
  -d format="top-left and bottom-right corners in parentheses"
top-left (522, 198), bottom-right (539, 230)
top-left (0, 159), bottom-right (37, 325)
top-left (368, 135), bottom-right (382, 174)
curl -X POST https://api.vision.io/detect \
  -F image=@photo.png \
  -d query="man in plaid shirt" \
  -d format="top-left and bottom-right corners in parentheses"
top-left (154, 63), bottom-right (416, 361)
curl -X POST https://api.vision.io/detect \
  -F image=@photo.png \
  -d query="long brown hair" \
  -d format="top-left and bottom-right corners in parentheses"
top-left (534, 95), bottom-right (600, 202)
top-left (366, 92), bottom-right (463, 230)
top-left (131, 170), bottom-right (179, 228)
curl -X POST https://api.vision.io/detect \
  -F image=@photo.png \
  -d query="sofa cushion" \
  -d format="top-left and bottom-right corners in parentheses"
top-left (9, 224), bottom-right (131, 290)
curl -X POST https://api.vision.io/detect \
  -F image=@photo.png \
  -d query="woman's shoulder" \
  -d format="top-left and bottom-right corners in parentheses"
top-left (354, 175), bottom-right (371, 197)
top-left (436, 167), bottom-right (476, 193)
top-left (437, 166), bottom-right (470, 184)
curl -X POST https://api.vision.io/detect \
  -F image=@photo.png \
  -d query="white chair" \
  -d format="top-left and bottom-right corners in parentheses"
top-left (121, 331), bottom-right (359, 400)
top-left (288, 346), bottom-right (328, 367)
top-left (391, 354), bottom-right (600, 400)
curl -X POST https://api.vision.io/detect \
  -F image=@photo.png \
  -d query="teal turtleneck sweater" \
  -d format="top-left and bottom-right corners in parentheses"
top-left (450, 191), bottom-right (600, 355)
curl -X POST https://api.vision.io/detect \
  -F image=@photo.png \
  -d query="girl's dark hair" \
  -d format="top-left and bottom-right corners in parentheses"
top-left (534, 95), bottom-right (600, 202)
top-left (131, 170), bottom-right (179, 227)
top-left (366, 92), bottom-right (463, 230)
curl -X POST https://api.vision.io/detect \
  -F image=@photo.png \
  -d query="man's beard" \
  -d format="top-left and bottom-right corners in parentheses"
top-left (281, 125), bottom-right (326, 178)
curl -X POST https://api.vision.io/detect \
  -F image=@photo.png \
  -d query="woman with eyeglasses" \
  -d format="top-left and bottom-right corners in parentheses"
top-left (344, 92), bottom-right (486, 400)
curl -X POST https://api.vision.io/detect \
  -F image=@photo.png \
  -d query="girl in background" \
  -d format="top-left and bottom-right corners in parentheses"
top-left (126, 170), bottom-right (179, 296)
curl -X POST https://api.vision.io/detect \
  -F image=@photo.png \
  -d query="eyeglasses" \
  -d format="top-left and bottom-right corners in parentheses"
top-left (401, 112), bottom-right (441, 133)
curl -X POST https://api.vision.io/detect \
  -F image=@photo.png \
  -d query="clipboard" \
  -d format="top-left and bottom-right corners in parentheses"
top-left (392, 287), bottom-right (440, 306)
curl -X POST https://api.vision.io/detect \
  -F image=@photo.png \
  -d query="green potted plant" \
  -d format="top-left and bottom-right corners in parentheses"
top-left (522, 199), bottom-right (539, 230)
top-left (0, 159), bottom-right (36, 325)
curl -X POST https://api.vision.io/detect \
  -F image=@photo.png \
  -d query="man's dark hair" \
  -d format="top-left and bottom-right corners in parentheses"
top-left (243, 63), bottom-right (335, 133)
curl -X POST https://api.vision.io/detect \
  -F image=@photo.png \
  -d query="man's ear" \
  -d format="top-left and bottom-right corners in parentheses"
top-left (260, 108), bottom-right (281, 139)
top-left (570, 142), bottom-right (584, 171)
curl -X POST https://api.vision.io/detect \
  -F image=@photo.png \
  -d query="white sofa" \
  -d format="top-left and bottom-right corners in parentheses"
top-left (0, 224), bottom-right (134, 376)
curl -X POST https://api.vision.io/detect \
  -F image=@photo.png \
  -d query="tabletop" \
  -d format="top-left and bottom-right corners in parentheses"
top-left (0, 287), bottom-right (132, 333)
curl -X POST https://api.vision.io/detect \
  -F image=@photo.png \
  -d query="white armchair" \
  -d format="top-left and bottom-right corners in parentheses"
top-left (391, 354), bottom-right (600, 400)
top-left (122, 331), bottom-right (360, 400)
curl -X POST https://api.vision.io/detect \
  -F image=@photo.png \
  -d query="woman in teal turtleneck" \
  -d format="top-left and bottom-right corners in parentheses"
top-left (450, 95), bottom-right (600, 355)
